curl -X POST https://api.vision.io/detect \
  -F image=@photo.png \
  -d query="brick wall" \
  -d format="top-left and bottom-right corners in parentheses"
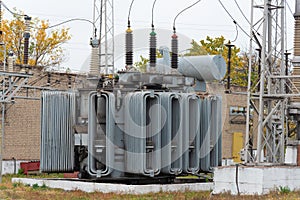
top-left (0, 66), bottom-right (82, 160)
top-left (222, 93), bottom-right (247, 159)
top-left (207, 82), bottom-right (247, 159)
top-left (4, 99), bottom-right (41, 160)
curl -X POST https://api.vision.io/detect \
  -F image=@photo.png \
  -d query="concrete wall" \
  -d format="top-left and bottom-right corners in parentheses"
top-left (214, 166), bottom-right (300, 195)
top-left (2, 160), bottom-right (27, 175)
top-left (12, 178), bottom-right (213, 194)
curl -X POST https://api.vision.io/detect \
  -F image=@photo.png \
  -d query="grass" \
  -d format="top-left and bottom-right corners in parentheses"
top-left (0, 174), bottom-right (299, 199)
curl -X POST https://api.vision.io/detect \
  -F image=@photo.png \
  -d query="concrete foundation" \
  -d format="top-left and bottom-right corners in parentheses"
top-left (285, 145), bottom-right (298, 165)
top-left (12, 178), bottom-right (213, 194)
top-left (2, 160), bottom-right (28, 175)
top-left (213, 165), bottom-right (300, 195)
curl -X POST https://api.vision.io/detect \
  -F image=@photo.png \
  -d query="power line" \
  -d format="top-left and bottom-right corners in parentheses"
top-left (42, 18), bottom-right (95, 29)
top-left (151, 0), bottom-right (158, 27)
top-left (115, 18), bottom-right (236, 27)
top-left (1, 1), bottom-right (95, 31)
top-left (218, 0), bottom-right (251, 39)
top-left (127, 0), bottom-right (135, 26)
top-left (173, 0), bottom-right (202, 32)
top-left (232, 23), bottom-right (239, 42)
top-left (234, 0), bottom-right (251, 25)
top-left (286, 1), bottom-right (294, 17)
top-left (1, 1), bottom-right (26, 17)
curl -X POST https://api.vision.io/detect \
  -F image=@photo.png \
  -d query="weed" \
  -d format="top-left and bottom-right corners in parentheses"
top-left (12, 182), bottom-right (22, 188)
top-left (17, 168), bottom-right (24, 175)
top-left (0, 185), bottom-right (7, 190)
top-left (31, 183), bottom-right (48, 190)
top-left (32, 183), bottom-right (40, 190)
top-left (279, 186), bottom-right (291, 194)
top-left (40, 183), bottom-right (48, 190)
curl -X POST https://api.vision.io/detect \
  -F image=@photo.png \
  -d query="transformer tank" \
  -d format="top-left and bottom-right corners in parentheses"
top-left (40, 55), bottom-right (225, 182)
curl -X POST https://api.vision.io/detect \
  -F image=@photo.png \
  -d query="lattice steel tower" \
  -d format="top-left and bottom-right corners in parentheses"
top-left (90, 0), bottom-right (114, 76)
top-left (245, 0), bottom-right (287, 164)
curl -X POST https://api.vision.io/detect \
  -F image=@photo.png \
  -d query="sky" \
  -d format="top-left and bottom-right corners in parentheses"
top-left (3, 0), bottom-right (296, 72)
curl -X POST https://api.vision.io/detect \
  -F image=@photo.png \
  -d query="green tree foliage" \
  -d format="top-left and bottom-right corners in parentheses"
top-left (134, 56), bottom-right (149, 72)
top-left (134, 50), bottom-right (162, 72)
top-left (1, 11), bottom-right (71, 68)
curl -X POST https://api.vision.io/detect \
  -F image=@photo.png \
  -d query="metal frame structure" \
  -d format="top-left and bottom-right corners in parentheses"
top-left (93, 0), bottom-right (114, 74)
top-left (245, 0), bottom-right (288, 164)
top-left (0, 71), bottom-right (33, 103)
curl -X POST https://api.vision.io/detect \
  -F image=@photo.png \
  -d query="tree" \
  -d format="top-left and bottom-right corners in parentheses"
top-left (133, 50), bottom-right (162, 72)
top-left (1, 12), bottom-right (71, 68)
top-left (187, 36), bottom-right (259, 87)
top-left (134, 56), bottom-right (149, 72)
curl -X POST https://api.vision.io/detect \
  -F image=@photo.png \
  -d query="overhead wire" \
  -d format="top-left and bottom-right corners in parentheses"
top-left (171, 0), bottom-right (203, 69)
top-left (127, 0), bottom-right (135, 27)
top-left (285, 0), bottom-right (288, 53)
top-left (234, 0), bottom-right (251, 25)
top-left (173, 0), bottom-right (202, 32)
top-left (42, 18), bottom-right (95, 29)
top-left (1, 1), bottom-right (26, 17)
top-left (232, 23), bottom-right (239, 42)
top-left (286, 1), bottom-right (294, 17)
top-left (1, 1), bottom-right (95, 31)
top-left (1, 1), bottom-right (83, 85)
top-left (151, 0), bottom-right (157, 27)
top-left (218, 0), bottom-right (251, 39)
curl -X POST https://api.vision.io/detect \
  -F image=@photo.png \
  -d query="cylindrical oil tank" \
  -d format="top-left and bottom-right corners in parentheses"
top-left (177, 55), bottom-right (226, 81)
top-left (155, 55), bottom-right (226, 81)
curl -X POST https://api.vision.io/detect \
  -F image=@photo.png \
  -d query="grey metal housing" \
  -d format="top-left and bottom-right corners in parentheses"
top-left (40, 89), bottom-right (222, 178)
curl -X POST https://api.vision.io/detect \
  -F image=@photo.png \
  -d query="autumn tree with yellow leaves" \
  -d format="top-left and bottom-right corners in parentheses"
top-left (1, 14), bottom-right (71, 68)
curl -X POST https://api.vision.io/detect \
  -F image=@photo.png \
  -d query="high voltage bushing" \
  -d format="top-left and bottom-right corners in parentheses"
top-left (23, 16), bottom-right (31, 65)
top-left (125, 27), bottom-right (133, 66)
top-left (171, 33), bottom-right (178, 69)
top-left (149, 30), bottom-right (157, 68)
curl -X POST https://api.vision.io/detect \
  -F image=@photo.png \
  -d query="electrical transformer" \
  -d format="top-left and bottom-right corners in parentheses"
top-left (40, 53), bottom-right (225, 182)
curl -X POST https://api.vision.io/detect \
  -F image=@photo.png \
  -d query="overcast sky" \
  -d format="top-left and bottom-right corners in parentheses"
top-left (3, 0), bottom-right (296, 72)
